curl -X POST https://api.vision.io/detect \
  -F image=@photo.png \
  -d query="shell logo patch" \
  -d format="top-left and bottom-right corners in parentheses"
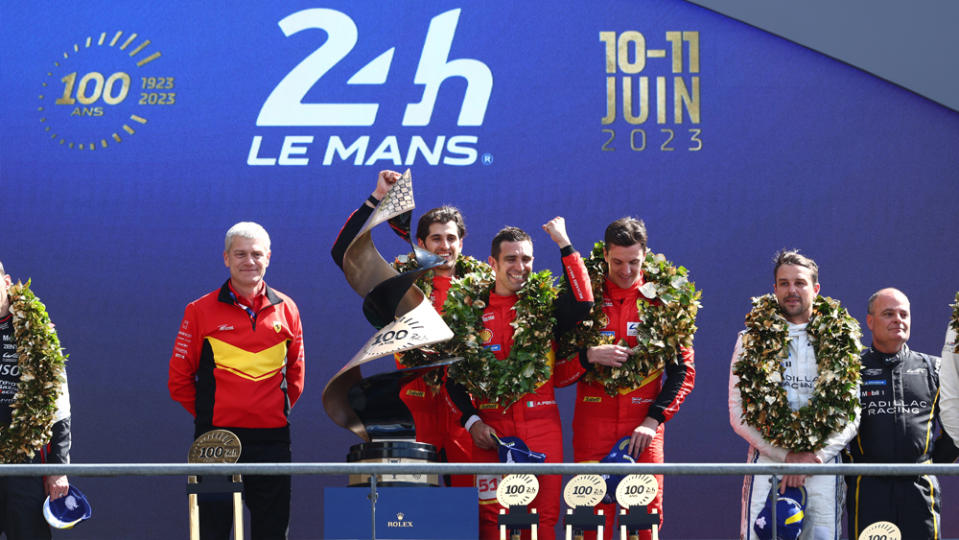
top-left (479, 328), bottom-right (493, 344)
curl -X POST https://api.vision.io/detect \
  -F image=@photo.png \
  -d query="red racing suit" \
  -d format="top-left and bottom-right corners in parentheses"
top-left (572, 277), bottom-right (695, 540)
top-left (168, 280), bottom-right (305, 435)
top-left (448, 246), bottom-right (593, 540)
top-left (396, 273), bottom-right (474, 487)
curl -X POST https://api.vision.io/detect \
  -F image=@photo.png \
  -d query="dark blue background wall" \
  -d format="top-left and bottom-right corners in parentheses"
top-left (2, 1), bottom-right (957, 538)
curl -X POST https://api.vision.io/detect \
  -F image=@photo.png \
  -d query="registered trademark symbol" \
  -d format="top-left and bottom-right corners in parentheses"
top-left (481, 153), bottom-right (493, 165)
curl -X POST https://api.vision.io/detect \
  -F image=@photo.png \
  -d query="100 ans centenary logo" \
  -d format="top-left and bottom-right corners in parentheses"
top-left (247, 8), bottom-right (493, 168)
top-left (39, 31), bottom-right (175, 150)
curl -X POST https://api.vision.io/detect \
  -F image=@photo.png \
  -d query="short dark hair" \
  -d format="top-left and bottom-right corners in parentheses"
top-left (604, 217), bottom-right (647, 250)
top-left (773, 249), bottom-right (819, 284)
top-left (416, 206), bottom-right (466, 242)
top-left (490, 227), bottom-right (531, 259)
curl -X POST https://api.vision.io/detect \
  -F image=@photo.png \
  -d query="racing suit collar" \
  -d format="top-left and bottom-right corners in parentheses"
top-left (604, 274), bottom-right (643, 301)
top-left (869, 343), bottom-right (909, 366)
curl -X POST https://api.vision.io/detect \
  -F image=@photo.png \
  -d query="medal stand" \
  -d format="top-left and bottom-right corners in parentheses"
top-left (617, 506), bottom-right (659, 540)
top-left (497, 474), bottom-right (541, 540)
top-left (563, 474), bottom-right (607, 540)
top-left (614, 474), bottom-right (659, 540)
top-left (186, 429), bottom-right (243, 540)
top-left (498, 506), bottom-right (539, 540)
top-left (564, 506), bottom-right (604, 540)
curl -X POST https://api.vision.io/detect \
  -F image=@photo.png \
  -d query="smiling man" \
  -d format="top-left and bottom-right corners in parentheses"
top-left (568, 218), bottom-right (695, 540)
top-left (331, 170), bottom-right (476, 488)
top-left (844, 288), bottom-right (958, 540)
top-left (729, 250), bottom-right (861, 540)
top-left (445, 219), bottom-right (593, 540)
top-left (169, 222), bottom-right (305, 540)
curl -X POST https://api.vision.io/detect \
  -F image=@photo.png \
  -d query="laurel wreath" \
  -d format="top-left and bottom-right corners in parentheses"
top-left (733, 294), bottom-right (861, 452)
top-left (1, 281), bottom-right (67, 462)
top-left (391, 254), bottom-right (493, 388)
top-left (950, 292), bottom-right (959, 354)
top-left (558, 242), bottom-right (701, 395)
top-left (443, 269), bottom-right (557, 408)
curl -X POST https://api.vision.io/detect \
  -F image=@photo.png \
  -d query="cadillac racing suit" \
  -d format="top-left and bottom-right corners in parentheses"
top-left (728, 322), bottom-right (860, 540)
top-left (0, 313), bottom-right (71, 540)
top-left (844, 345), bottom-right (959, 540)
top-left (572, 277), bottom-right (695, 540)
top-left (447, 245), bottom-right (593, 540)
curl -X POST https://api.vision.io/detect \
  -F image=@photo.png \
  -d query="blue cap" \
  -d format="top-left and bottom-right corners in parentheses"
top-left (754, 485), bottom-right (807, 540)
top-left (495, 435), bottom-right (546, 463)
top-left (43, 485), bottom-right (92, 529)
top-left (600, 436), bottom-right (635, 503)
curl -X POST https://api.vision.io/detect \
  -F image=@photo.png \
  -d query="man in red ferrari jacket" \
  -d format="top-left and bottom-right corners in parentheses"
top-left (572, 218), bottom-right (695, 540)
top-left (447, 219), bottom-right (593, 540)
top-left (169, 221), bottom-right (305, 540)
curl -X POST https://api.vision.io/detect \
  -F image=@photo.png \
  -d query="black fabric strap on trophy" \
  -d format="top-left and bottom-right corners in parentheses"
top-left (619, 505), bottom-right (658, 534)
top-left (498, 505), bottom-right (539, 534)
top-left (186, 476), bottom-right (243, 495)
top-left (565, 505), bottom-right (605, 535)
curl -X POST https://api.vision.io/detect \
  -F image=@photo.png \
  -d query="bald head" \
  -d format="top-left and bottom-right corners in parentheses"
top-left (866, 288), bottom-right (910, 354)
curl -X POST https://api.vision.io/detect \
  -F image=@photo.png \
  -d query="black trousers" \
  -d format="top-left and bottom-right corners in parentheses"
top-left (0, 474), bottom-right (50, 540)
top-left (846, 474), bottom-right (941, 540)
top-left (199, 439), bottom-right (291, 540)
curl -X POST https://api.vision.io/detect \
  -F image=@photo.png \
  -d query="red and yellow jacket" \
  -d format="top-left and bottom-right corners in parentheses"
top-left (168, 281), bottom-right (304, 438)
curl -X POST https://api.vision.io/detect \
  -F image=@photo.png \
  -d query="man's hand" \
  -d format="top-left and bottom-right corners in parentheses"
top-left (781, 451), bottom-right (821, 492)
top-left (45, 475), bottom-right (69, 500)
top-left (372, 170), bottom-right (402, 201)
top-left (628, 417), bottom-right (660, 458)
top-left (542, 217), bottom-right (571, 249)
top-left (469, 420), bottom-right (499, 450)
top-left (587, 344), bottom-right (629, 368)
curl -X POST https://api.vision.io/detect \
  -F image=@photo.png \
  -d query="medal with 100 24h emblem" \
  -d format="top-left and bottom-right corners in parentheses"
top-left (188, 429), bottom-right (242, 464)
top-left (615, 474), bottom-right (657, 507)
top-left (563, 474), bottom-right (607, 507)
top-left (496, 474), bottom-right (539, 507)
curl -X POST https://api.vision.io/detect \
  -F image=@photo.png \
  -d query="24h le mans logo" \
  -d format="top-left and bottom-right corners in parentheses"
top-left (38, 30), bottom-right (176, 150)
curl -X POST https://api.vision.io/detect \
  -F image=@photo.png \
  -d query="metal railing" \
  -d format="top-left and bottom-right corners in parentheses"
top-left (4, 462), bottom-right (956, 539)
top-left (1, 461), bottom-right (957, 476)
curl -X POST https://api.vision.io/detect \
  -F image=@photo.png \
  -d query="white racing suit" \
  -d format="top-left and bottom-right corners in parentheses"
top-left (728, 323), bottom-right (860, 540)
top-left (941, 326), bottom-right (959, 442)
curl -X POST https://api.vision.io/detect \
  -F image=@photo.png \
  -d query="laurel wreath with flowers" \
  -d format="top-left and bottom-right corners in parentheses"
top-left (734, 294), bottom-right (861, 452)
top-left (442, 269), bottom-right (557, 408)
top-left (391, 254), bottom-right (493, 389)
top-left (558, 242), bottom-right (701, 396)
top-left (1, 281), bottom-right (67, 462)
top-left (950, 292), bottom-right (959, 354)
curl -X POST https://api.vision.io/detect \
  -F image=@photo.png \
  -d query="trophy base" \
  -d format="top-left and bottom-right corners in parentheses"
top-left (347, 441), bottom-right (439, 487)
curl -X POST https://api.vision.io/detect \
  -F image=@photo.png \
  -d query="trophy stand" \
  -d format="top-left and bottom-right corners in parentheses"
top-left (615, 474), bottom-right (659, 540)
top-left (563, 474), bottom-right (606, 540)
top-left (497, 474), bottom-right (540, 540)
top-left (186, 429), bottom-right (243, 540)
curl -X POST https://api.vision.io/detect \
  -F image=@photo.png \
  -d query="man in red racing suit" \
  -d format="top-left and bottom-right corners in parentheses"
top-left (571, 218), bottom-right (695, 540)
top-left (447, 219), bottom-right (593, 540)
top-left (331, 170), bottom-right (474, 486)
